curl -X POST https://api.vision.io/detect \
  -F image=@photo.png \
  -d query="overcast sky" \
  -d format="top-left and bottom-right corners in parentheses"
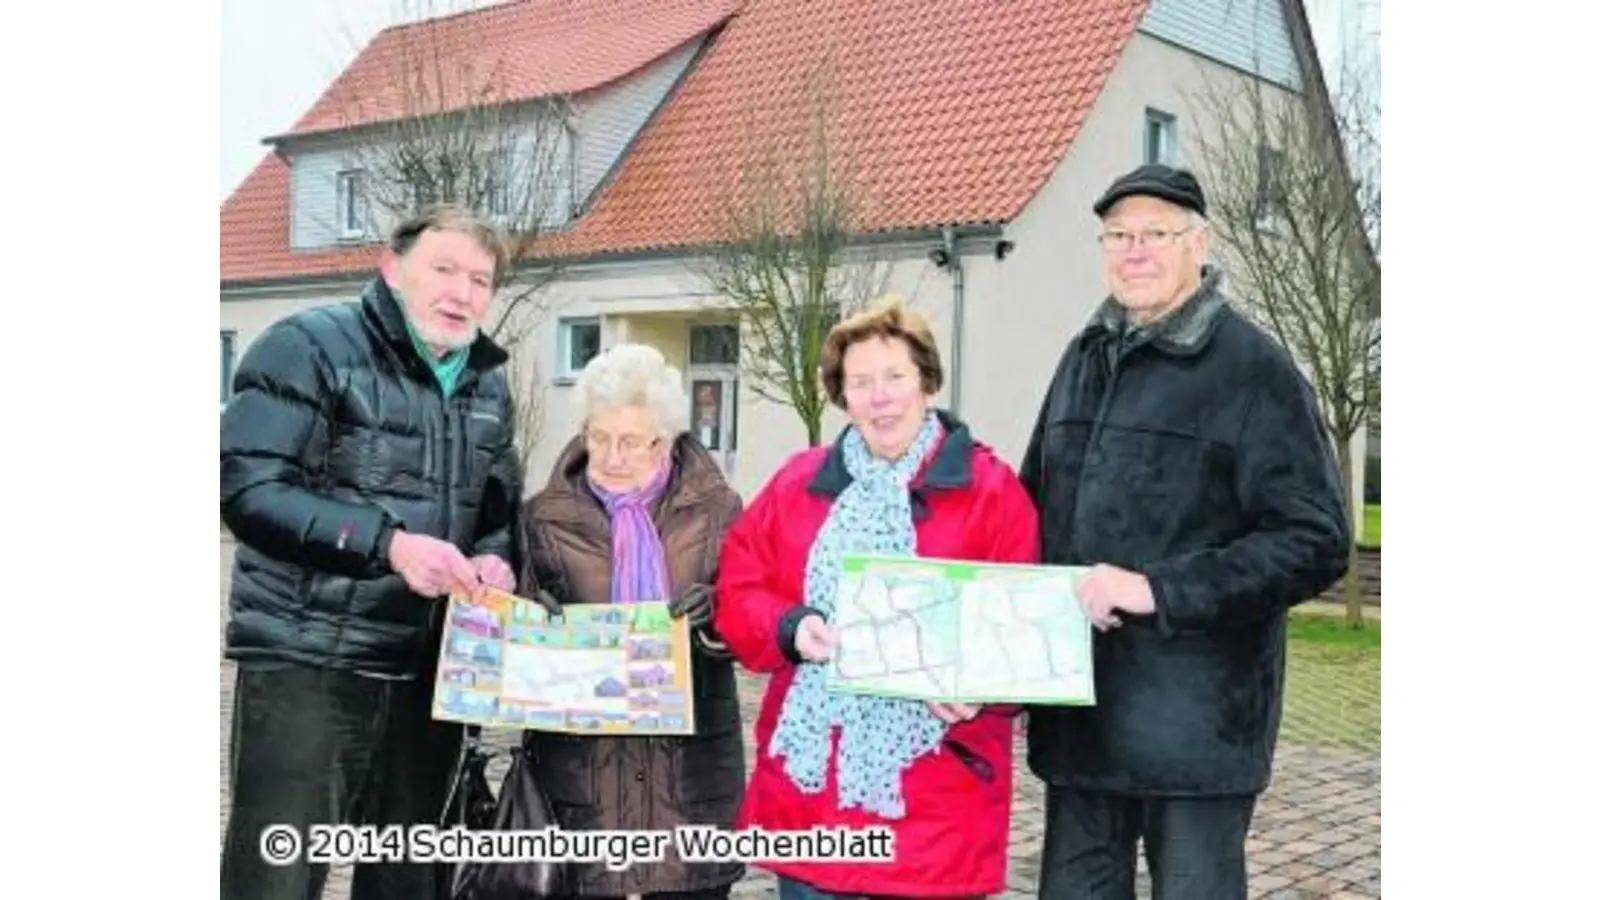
top-left (220, 0), bottom-right (498, 200)
top-left (219, 0), bottom-right (1379, 203)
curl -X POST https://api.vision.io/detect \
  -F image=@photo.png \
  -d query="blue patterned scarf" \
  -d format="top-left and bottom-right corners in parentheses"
top-left (768, 412), bottom-right (948, 819)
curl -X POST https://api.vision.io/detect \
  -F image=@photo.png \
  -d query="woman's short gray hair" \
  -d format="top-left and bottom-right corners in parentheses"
top-left (573, 342), bottom-right (690, 439)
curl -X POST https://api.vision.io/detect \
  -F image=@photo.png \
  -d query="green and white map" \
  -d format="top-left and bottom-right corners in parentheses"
top-left (825, 554), bottom-right (1096, 705)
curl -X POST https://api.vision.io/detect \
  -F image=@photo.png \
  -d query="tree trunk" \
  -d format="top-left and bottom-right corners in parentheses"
top-left (1336, 437), bottom-right (1365, 629)
top-left (805, 414), bottom-right (823, 448)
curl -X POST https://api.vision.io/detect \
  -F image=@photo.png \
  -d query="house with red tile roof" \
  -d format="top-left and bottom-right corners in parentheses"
top-left (221, 0), bottom-right (1330, 496)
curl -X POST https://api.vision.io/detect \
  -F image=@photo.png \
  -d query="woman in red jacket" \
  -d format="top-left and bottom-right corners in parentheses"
top-left (714, 295), bottom-right (1041, 899)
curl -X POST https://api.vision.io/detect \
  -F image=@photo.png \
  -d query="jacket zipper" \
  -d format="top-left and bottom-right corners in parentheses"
top-left (442, 397), bottom-right (457, 539)
top-left (414, 378), bottom-right (460, 677)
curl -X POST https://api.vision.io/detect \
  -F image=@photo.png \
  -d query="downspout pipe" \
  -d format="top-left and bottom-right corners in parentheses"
top-left (942, 227), bottom-right (965, 416)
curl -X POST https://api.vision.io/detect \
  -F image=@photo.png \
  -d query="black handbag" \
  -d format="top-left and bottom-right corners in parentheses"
top-left (445, 729), bottom-right (574, 900)
top-left (440, 730), bottom-right (499, 831)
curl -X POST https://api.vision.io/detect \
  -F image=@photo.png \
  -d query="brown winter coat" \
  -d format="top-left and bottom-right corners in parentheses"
top-left (517, 434), bottom-right (746, 896)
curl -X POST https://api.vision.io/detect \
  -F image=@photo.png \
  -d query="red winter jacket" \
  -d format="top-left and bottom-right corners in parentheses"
top-left (714, 412), bottom-right (1041, 897)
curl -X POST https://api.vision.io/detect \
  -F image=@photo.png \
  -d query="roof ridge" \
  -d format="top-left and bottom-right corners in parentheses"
top-left (372, 0), bottom-right (527, 41)
top-left (279, 0), bottom-right (742, 139)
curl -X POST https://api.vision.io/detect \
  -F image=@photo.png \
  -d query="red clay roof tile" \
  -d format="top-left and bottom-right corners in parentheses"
top-left (284, 0), bottom-right (742, 138)
top-left (222, 0), bottom-right (1148, 286)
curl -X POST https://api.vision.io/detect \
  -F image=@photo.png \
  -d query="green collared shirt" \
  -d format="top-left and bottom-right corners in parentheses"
top-left (403, 317), bottom-right (469, 397)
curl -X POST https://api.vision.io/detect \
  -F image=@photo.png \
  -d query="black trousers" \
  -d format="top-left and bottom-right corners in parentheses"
top-left (1038, 785), bottom-right (1257, 900)
top-left (220, 660), bottom-right (464, 900)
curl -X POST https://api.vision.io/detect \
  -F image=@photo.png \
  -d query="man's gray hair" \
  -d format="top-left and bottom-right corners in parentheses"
top-left (389, 203), bottom-right (510, 283)
top-left (574, 342), bottom-right (690, 439)
top-left (1188, 210), bottom-right (1210, 265)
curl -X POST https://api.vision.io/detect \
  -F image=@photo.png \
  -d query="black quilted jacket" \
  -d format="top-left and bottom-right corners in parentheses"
top-left (1019, 268), bottom-right (1350, 796)
top-left (220, 278), bottom-right (519, 677)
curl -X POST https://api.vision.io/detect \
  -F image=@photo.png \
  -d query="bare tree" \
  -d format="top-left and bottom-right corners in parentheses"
top-left (1188, 61), bottom-right (1380, 627)
top-left (325, 0), bottom-right (570, 483)
top-left (695, 66), bottom-right (890, 447)
top-left (331, 0), bottom-right (571, 336)
top-left (495, 307), bottom-right (553, 481)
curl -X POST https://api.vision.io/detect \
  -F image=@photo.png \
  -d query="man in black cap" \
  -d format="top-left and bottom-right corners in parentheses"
top-left (1018, 163), bottom-right (1351, 898)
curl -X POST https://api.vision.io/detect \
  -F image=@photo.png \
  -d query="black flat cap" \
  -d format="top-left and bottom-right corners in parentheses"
top-left (1092, 163), bottom-right (1207, 218)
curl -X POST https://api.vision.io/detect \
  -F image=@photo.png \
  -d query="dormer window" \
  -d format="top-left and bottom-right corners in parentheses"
top-left (336, 169), bottom-right (368, 240)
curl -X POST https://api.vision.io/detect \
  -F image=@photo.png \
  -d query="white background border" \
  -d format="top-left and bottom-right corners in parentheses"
top-left (7, 1), bottom-right (1599, 896)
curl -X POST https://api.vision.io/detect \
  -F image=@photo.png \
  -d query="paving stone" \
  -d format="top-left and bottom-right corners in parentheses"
top-left (217, 540), bottom-right (1381, 900)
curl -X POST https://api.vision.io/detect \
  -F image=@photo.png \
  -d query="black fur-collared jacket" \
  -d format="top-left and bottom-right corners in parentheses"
top-left (1019, 267), bottom-right (1350, 796)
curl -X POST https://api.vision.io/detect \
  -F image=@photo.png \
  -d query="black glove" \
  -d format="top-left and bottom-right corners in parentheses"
top-left (531, 587), bottom-right (562, 617)
top-left (667, 583), bottom-right (714, 629)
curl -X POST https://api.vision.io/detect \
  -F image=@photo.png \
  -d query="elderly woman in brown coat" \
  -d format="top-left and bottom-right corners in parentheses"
top-left (518, 342), bottom-right (746, 899)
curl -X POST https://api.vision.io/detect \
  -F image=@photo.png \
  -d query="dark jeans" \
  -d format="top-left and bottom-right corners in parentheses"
top-left (1038, 785), bottom-right (1257, 900)
top-left (220, 660), bottom-right (464, 900)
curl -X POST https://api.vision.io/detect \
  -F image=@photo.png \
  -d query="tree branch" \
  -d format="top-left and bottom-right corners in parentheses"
top-left (692, 61), bottom-right (887, 445)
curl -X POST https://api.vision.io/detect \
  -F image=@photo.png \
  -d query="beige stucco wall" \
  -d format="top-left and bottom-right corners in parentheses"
top-left (514, 253), bottom-right (955, 498)
top-left (955, 31), bottom-right (1366, 521)
top-left (221, 290), bottom-right (355, 361)
top-left (219, 256), bottom-right (948, 501)
top-left (612, 314), bottom-right (689, 373)
top-left (957, 33), bottom-right (1295, 468)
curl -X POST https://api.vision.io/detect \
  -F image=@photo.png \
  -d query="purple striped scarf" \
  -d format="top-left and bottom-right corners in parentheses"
top-left (587, 464), bottom-right (673, 604)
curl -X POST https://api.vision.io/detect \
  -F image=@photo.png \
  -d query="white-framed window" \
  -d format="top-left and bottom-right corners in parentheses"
top-left (485, 145), bottom-right (514, 218)
top-left (486, 178), bottom-right (510, 218)
top-left (556, 317), bottom-right (602, 381)
top-left (1144, 108), bottom-right (1177, 166)
top-left (411, 182), bottom-right (439, 210)
top-left (688, 323), bottom-right (740, 366)
top-left (335, 169), bottom-right (367, 239)
top-left (560, 122), bottom-right (579, 223)
top-left (221, 330), bottom-right (237, 410)
top-left (1255, 143), bottom-right (1289, 233)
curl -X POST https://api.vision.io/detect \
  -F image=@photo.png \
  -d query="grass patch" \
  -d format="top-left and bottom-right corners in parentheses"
top-left (1288, 611), bottom-right (1380, 649)
top-left (1361, 503), bottom-right (1381, 547)
top-left (1280, 611), bottom-right (1380, 753)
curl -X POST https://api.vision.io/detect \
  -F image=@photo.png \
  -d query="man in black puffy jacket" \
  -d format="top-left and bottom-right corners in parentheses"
top-left (1019, 166), bottom-right (1351, 899)
top-left (220, 204), bottom-right (521, 900)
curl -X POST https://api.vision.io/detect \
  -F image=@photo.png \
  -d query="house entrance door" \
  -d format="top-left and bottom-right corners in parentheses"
top-left (686, 324), bottom-right (740, 477)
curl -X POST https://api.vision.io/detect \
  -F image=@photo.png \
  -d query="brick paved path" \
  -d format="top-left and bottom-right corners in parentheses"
top-left (217, 544), bottom-right (1380, 898)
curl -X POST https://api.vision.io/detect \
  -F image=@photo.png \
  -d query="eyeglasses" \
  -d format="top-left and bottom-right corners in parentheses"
top-left (844, 370), bottom-right (917, 396)
top-left (584, 430), bottom-right (659, 459)
top-left (1096, 227), bottom-right (1194, 253)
